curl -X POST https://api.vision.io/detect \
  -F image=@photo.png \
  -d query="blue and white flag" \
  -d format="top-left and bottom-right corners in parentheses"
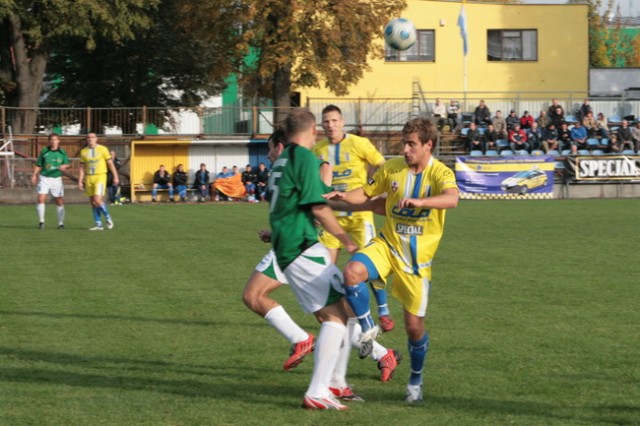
top-left (457, 1), bottom-right (468, 56)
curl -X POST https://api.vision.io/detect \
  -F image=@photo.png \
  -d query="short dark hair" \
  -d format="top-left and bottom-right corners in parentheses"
top-left (268, 127), bottom-right (287, 149)
top-left (284, 109), bottom-right (316, 137)
top-left (321, 104), bottom-right (342, 116)
top-left (402, 117), bottom-right (438, 150)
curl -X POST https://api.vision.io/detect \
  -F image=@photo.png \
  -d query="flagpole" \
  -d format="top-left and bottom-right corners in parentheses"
top-left (458, 0), bottom-right (468, 104)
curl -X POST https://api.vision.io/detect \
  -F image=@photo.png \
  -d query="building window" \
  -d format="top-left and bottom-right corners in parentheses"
top-left (385, 30), bottom-right (435, 62)
top-left (487, 29), bottom-right (537, 61)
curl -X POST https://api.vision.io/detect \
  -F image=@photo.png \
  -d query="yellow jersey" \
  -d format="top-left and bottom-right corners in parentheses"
top-left (363, 156), bottom-right (458, 277)
top-left (312, 134), bottom-right (385, 193)
top-left (79, 144), bottom-right (111, 176)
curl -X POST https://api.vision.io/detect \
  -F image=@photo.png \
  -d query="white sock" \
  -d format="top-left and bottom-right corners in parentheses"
top-left (36, 203), bottom-right (45, 222)
top-left (57, 205), bottom-right (65, 225)
top-left (307, 321), bottom-right (346, 398)
top-left (349, 317), bottom-right (387, 361)
top-left (330, 322), bottom-right (352, 389)
top-left (264, 305), bottom-right (309, 344)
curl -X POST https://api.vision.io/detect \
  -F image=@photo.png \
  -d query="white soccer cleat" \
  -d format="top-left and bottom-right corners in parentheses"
top-left (106, 219), bottom-right (114, 230)
top-left (357, 325), bottom-right (380, 359)
top-left (89, 226), bottom-right (104, 231)
top-left (302, 394), bottom-right (349, 410)
top-left (404, 384), bottom-right (423, 404)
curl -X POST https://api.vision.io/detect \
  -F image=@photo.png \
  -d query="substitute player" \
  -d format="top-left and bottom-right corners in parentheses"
top-left (78, 133), bottom-right (119, 231)
top-left (312, 104), bottom-right (395, 332)
top-left (31, 134), bottom-right (70, 230)
top-left (324, 117), bottom-right (459, 404)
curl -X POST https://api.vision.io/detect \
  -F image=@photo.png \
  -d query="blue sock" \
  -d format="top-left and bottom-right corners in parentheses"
top-left (92, 207), bottom-right (102, 226)
top-left (370, 284), bottom-right (390, 316)
top-left (99, 203), bottom-right (111, 221)
top-left (408, 333), bottom-right (429, 386)
top-left (344, 282), bottom-right (375, 332)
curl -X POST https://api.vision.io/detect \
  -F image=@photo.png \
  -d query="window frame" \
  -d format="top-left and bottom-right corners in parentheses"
top-left (487, 29), bottom-right (538, 62)
top-left (385, 29), bottom-right (436, 63)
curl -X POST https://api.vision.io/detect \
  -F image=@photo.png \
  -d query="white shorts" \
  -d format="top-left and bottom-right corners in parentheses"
top-left (254, 250), bottom-right (288, 284)
top-left (282, 243), bottom-right (345, 314)
top-left (37, 176), bottom-right (64, 198)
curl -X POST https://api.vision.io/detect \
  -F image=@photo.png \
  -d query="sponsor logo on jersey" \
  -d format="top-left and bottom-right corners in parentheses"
top-left (391, 181), bottom-right (399, 192)
top-left (396, 223), bottom-right (424, 235)
top-left (333, 169), bottom-right (352, 178)
top-left (333, 183), bottom-right (348, 192)
top-left (391, 206), bottom-right (431, 219)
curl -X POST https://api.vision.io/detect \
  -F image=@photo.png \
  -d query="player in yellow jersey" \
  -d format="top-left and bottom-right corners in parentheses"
top-left (325, 117), bottom-right (459, 403)
top-left (78, 133), bottom-right (119, 231)
top-left (312, 104), bottom-right (396, 332)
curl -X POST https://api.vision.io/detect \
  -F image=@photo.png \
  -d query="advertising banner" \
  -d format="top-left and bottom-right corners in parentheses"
top-left (564, 155), bottom-right (640, 182)
top-left (455, 156), bottom-right (555, 200)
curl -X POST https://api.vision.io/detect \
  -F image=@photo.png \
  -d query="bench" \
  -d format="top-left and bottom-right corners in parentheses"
top-left (133, 185), bottom-right (197, 203)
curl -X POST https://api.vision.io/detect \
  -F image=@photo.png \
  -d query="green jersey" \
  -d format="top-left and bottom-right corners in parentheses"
top-left (269, 144), bottom-right (330, 270)
top-left (36, 147), bottom-right (70, 178)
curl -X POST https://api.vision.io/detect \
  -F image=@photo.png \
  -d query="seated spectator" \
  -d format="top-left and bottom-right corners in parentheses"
top-left (536, 110), bottom-right (550, 129)
top-left (483, 124), bottom-right (499, 152)
top-left (193, 163), bottom-right (210, 202)
top-left (617, 120), bottom-right (634, 151)
top-left (558, 123), bottom-right (573, 152)
top-left (632, 121), bottom-right (640, 152)
top-left (527, 122), bottom-right (543, 152)
top-left (608, 133), bottom-right (622, 153)
top-left (542, 123), bottom-right (559, 153)
top-left (570, 121), bottom-right (588, 153)
top-left (231, 165), bottom-right (239, 176)
top-left (432, 98), bottom-right (447, 132)
top-left (241, 164), bottom-right (258, 202)
top-left (506, 109), bottom-right (519, 132)
top-left (214, 166), bottom-right (234, 201)
top-left (474, 100), bottom-right (492, 127)
top-left (577, 98), bottom-right (592, 122)
top-left (492, 110), bottom-right (507, 138)
top-left (447, 99), bottom-right (460, 132)
top-left (596, 112), bottom-right (609, 138)
top-left (519, 110), bottom-right (534, 130)
top-left (550, 106), bottom-right (565, 130)
top-left (582, 111), bottom-right (598, 138)
top-left (255, 162), bottom-right (269, 201)
top-left (173, 164), bottom-right (189, 202)
top-left (509, 124), bottom-right (529, 152)
top-left (466, 122), bottom-right (484, 153)
top-left (151, 164), bottom-right (174, 202)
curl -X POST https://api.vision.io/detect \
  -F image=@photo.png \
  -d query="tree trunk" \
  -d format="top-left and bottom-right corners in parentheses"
top-left (9, 15), bottom-right (47, 135)
top-left (273, 65), bottom-right (292, 126)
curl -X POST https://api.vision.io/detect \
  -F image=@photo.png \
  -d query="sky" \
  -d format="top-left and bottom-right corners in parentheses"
top-left (521, 0), bottom-right (639, 16)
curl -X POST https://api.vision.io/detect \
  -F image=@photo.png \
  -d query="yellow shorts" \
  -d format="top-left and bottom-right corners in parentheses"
top-left (319, 212), bottom-right (376, 249)
top-left (356, 237), bottom-right (432, 317)
top-left (84, 174), bottom-right (107, 197)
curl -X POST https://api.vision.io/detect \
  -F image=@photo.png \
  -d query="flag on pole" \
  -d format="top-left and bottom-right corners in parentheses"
top-left (457, 0), bottom-right (468, 56)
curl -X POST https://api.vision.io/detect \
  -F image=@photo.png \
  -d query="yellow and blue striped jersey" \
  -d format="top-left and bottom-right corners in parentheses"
top-left (79, 145), bottom-right (111, 176)
top-left (363, 157), bottom-right (458, 278)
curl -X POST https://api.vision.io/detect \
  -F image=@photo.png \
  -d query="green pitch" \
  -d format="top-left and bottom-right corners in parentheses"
top-left (0, 199), bottom-right (638, 425)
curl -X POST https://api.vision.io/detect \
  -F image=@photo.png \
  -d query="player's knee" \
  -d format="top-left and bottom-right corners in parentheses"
top-left (343, 261), bottom-right (369, 286)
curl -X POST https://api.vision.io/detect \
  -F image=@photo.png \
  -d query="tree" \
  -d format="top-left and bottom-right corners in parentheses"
top-left (586, 0), bottom-right (640, 68)
top-left (0, 0), bottom-right (159, 134)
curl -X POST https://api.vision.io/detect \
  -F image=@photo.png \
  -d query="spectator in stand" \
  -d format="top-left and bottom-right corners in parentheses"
top-left (542, 123), bottom-right (559, 153)
top-left (527, 122), bottom-right (543, 152)
top-left (255, 162), bottom-right (269, 201)
top-left (474, 100), bottom-right (492, 127)
top-left (492, 110), bottom-right (507, 139)
top-left (536, 110), bottom-right (550, 129)
top-left (558, 122), bottom-right (573, 152)
top-left (466, 122), bottom-right (484, 153)
top-left (231, 165), bottom-right (239, 176)
top-left (193, 163), bottom-right (210, 202)
top-left (582, 111), bottom-right (598, 138)
top-left (242, 164), bottom-right (258, 202)
top-left (608, 133), bottom-right (622, 153)
top-left (631, 121), bottom-right (640, 152)
top-left (550, 106), bottom-right (565, 130)
top-left (577, 99), bottom-right (593, 122)
top-left (447, 99), bottom-right (460, 132)
top-left (151, 164), bottom-right (174, 202)
top-left (508, 123), bottom-right (529, 152)
top-left (519, 110), bottom-right (534, 130)
top-left (548, 99), bottom-right (564, 120)
top-left (596, 112), bottom-right (609, 138)
top-left (173, 163), bottom-right (189, 202)
top-left (214, 166), bottom-right (234, 201)
top-left (506, 109), bottom-right (519, 132)
top-left (483, 124), bottom-right (499, 152)
top-left (107, 151), bottom-right (122, 205)
top-left (617, 120), bottom-right (634, 151)
top-left (570, 121), bottom-right (588, 153)
top-left (432, 98), bottom-right (447, 132)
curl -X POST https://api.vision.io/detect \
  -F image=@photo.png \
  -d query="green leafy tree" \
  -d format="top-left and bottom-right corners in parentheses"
top-left (0, 0), bottom-right (159, 134)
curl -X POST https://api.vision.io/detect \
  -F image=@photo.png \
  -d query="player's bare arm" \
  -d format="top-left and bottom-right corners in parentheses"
top-left (311, 204), bottom-right (358, 253)
top-left (77, 166), bottom-right (85, 189)
top-left (329, 194), bottom-right (386, 215)
top-left (319, 162), bottom-right (333, 186)
top-left (396, 187), bottom-right (460, 210)
top-left (323, 186), bottom-right (370, 205)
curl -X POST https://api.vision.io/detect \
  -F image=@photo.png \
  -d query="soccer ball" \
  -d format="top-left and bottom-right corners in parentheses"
top-left (384, 18), bottom-right (417, 51)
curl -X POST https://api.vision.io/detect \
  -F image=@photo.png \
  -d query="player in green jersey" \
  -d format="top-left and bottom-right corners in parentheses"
top-left (31, 134), bottom-right (70, 229)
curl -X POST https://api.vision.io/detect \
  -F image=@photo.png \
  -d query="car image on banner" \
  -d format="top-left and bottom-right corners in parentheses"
top-left (501, 169), bottom-right (548, 194)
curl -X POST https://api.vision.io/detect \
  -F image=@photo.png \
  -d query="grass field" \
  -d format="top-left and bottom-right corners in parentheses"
top-left (1, 199), bottom-right (639, 426)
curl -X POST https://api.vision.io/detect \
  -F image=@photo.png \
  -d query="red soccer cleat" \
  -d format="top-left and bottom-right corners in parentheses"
top-left (379, 315), bottom-right (395, 332)
top-left (302, 394), bottom-right (349, 410)
top-left (283, 334), bottom-right (315, 371)
top-left (329, 386), bottom-right (364, 402)
top-left (378, 349), bottom-right (402, 382)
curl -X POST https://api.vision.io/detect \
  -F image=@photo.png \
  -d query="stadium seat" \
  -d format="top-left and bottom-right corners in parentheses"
top-left (461, 113), bottom-right (474, 125)
top-left (561, 149), bottom-right (572, 156)
top-left (531, 149), bottom-right (544, 156)
top-left (591, 149), bottom-right (605, 156)
top-left (461, 127), bottom-right (470, 137)
top-left (621, 149), bottom-right (635, 155)
top-left (496, 139), bottom-right (509, 152)
top-left (485, 150), bottom-right (499, 156)
top-left (478, 127), bottom-right (487, 135)
top-left (608, 115), bottom-right (622, 125)
top-left (577, 149), bottom-right (590, 156)
top-left (564, 115), bottom-right (578, 124)
top-left (600, 138), bottom-right (609, 149)
top-left (586, 138), bottom-right (599, 149)
top-left (547, 149), bottom-right (560, 156)
top-left (516, 150), bottom-right (529, 156)
top-left (470, 150), bottom-right (483, 157)
top-left (501, 150), bottom-right (514, 157)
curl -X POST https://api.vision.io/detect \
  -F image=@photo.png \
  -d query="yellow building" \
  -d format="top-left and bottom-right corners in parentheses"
top-left (300, 0), bottom-right (590, 103)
